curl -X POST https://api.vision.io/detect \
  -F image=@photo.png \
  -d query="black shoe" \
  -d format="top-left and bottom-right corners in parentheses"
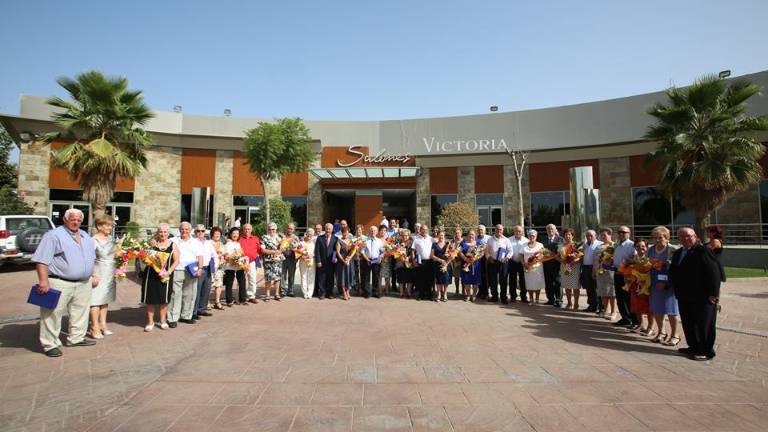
top-left (521, 299), bottom-right (529, 304)
top-left (584, 307), bottom-right (598, 312)
top-left (44, 347), bottom-right (63, 357)
top-left (198, 311), bottom-right (212, 317)
top-left (179, 318), bottom-right (196, 324)
top-left (613, 319), bottom-right (631, 326)
top-left (501, 299), bottom-right (509, 304)
top-left (545, 300), bottom-right (555, 305)
top-left (168, 321), bottom-right (178, 328)
top-left (191, 315), bottom-right (199, 320)
top-left (691, 354), bottom-right (709, 361)
top-left (68, 339), bottom-right (96, 347)
top-left (490, 297), bottom-right (499, 303)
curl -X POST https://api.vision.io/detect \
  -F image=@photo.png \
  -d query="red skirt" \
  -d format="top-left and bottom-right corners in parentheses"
top-left (630, 290), bottom-right (650, 315)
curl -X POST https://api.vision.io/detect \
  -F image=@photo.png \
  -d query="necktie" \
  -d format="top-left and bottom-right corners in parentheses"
top-left (678, 248), bottom-right (688, 264)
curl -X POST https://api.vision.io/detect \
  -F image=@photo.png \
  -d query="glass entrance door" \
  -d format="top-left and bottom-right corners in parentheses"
top-left (248, 206), bottom-right (261, 225)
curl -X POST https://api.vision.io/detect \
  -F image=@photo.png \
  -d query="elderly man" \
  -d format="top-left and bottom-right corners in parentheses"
top-left (612, 226), bottom-right (637, 327)
top-left (193, 224), bottom-right (217, 319)
top-left (361, 226), bottom-right (384, 298)
top-left (669, 227), bottom-right (722, 361)
top-left (239, 224), bottom-right (261, 303)
top-left (32, 209), bottom-right (97, 357)
top-left (485, 224), bottom-right (511, 303)
top-left (476, 224), bottom-right (491, 300)
top-left (281, 223), bottom-right (299, 297)
top-left (412, 222), bottom-right (423, 239)
top-left (581, 229), bottom-right (603, 313)
top-left (542, 224), bottom-right (563, 307)
top-left (315, 223), bottom-right (338, 299)
top-left (413, 224), bottom-right (434, 300)
top-left (507, 225), bottom-right (528, 303)
top-left (169, 222), bottom-right (203, 326)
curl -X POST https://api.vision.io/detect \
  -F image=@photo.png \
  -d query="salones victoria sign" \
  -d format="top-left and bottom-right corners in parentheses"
top-left (336, 145), bottom-right (412, 167)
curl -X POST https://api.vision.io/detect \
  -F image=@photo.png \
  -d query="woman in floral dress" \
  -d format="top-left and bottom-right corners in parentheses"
top-left (260, 223), bottom-right (283, 301)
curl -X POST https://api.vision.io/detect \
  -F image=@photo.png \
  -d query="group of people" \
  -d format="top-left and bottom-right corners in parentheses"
top-left (31, 209), bottom-right (724, 362)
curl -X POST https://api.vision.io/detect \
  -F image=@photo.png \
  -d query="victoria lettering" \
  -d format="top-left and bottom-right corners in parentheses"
top-left (422, 137), bottom-right (509, 154)
top-left (336, 145), bottom-right (411, 167)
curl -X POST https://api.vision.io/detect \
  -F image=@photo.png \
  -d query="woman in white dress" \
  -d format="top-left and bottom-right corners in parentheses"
top-left (557, 227), bottom-right (582, 310)
top-left (298, 228), bottom-right (316, 299)
top-left (89, 214), bottom-right (119, 339)
top-left (521, 229), bottom-right (546, 304)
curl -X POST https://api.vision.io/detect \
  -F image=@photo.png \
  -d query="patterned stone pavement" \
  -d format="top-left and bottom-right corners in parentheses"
top-left (0, 265), bottom-right (766, 432)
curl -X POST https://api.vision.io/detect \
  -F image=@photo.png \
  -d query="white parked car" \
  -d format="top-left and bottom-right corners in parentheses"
top-left (0, 215), bottom-right (55, 266)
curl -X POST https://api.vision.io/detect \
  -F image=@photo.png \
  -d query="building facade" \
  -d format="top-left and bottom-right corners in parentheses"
top-left (3, 71), bottom-right (768, 241)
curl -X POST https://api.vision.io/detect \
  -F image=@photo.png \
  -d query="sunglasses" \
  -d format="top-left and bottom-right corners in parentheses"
top-left (195, 229), bottom-right (205, 233)
top-left (618, 231), bottom-right (630, 234)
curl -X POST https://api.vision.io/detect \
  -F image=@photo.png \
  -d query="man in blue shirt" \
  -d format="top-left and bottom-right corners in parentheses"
top-left (32, 209), bottom-right (97, 357)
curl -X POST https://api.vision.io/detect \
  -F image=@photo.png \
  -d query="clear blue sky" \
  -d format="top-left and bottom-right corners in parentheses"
top-left (2, 0), bottom-right (768, 121)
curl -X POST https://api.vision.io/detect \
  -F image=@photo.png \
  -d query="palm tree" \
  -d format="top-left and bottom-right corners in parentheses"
top-left (42, 70), bottom-right (154, 220)
top-left (645, 74), bottom-right (768, 236)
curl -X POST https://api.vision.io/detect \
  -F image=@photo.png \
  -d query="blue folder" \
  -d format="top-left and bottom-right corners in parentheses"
top-left (208, 257), bottom-right (216, 274)
top-left (27, 284), bottom-right (61, 310)
top-left (186, 262), bottom-right (199, 277)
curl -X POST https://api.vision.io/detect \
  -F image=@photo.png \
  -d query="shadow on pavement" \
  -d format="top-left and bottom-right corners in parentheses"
top-left (0, 320), bottom-right (42, 352)
top-left (0, 263), bottom-right (36, 273)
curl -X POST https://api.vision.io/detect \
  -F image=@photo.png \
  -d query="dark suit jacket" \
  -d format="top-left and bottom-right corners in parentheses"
top-left (314, 234), bottom-right (338, 267)
top-left (541, 235), bottom-right (563, 269)
top-left (669, 243), bottom-right (721, 302)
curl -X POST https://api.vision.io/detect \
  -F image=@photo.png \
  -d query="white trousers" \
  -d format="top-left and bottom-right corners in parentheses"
top-left (246, 261), bottom-right (259, 299)
top-left (40, 278), bottom-right (91, 352)
top-left (168, 269), bottom-right (198, 321)
top-left (298, 259), bottom-right (316, 298)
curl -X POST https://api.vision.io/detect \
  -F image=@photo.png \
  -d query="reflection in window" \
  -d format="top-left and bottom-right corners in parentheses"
top-left (431, 194), bottom-right (458, 227)
top-left (632, 187), bottom-right (671, 227)
top-left (283, 196), bottom-right (308, 229)
top-left (476, 193), bottom-right (503, 227)
top-left (530, 191), bottom-right (568, 228)
top-left (761, 180), bottom-right (768, 240)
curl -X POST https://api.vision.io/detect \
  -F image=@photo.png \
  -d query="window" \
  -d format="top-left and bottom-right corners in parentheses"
top-left (49, 189), bottom-right (133, 203)
top-left (180, 194), bottom-right (214, 226)
top-left (530, 191), bottom-right (569, 228)
top-left (476, 193), bottom-right (503, 227)
top-left (233, 195), bottom-right (264, 207)
top-left (431, 194), bottom-right (457, 227)
top-left (761, 180), bottom-right (768, 240)
top-left (283, 196), bottom-right (308, 229)
top-left (632, 186), bottom-right (717, 238)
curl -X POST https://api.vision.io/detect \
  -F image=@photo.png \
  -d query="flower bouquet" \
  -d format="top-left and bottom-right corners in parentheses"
top-left (462, 244), bottom-right (486, 272)
top-left (347, 239), bottom-right (366, 260)
top-left (293, 242), bottom-right (305, 260)
top-left (524, 249), bottom-right (555, 272)
top-left (618, 256), bottom-right (653, 296)
top-left (113, 235), bottom-right (148, 281)
top-left (441, 243), bottom-right (458, 273)
top-left (560, 243), bottom-right (584, 275)
top-left (142, 250), bottom-right (172, 283)
top-left (597, 245), bottom-right (615, 275)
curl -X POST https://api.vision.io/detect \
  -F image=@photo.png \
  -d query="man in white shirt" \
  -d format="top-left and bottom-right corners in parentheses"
top-left (612, 226), bottom-right (637, 327)
top-left (485, 224), bottom-right (511, 303)
top-left (507, 225), bottom-right (528, 303)
top-left (380, 214), bottom-right (389, 229)
top-left (412, 223), bottom-right (422, 240)
top-left (476, 224), bottom-right (491, 300)
top-left (413, 224), bottom-right (434, 300)
top-left (169, 222), bottom-right (203, 326)
top-left (193, 224), bottom-right (217, 319)
top-left (580, 229), bottom-right (603, 313)
top-left (361, 226), bottom-right (384, 298)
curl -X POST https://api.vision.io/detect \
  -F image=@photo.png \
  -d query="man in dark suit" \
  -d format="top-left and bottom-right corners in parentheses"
top-left (541, 224), bottom-right (563, 307)
top-left (314, 223), bottom-right (338, 299)
top-left (669, 227), bottom-right (722, 361)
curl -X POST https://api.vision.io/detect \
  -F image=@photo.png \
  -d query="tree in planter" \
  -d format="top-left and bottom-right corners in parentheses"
top-left (0, 125), bottom-right (33, 215)
top-left (645, 74), bottom-right (768, 236)
top-left (41, 70), bottom-right (153, 220)
top-left (243, 118), bottom-right (314, 224)
top-left (250, 198), bottom-right (293, 235)
top-left (437, 202), bottom-right (479, 233)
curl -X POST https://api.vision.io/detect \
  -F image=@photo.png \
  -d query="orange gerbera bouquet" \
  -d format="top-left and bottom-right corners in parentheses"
top-left (524, 249), bottom-right (555, 272)
top-left (618, 256), bottom-right (653, 296)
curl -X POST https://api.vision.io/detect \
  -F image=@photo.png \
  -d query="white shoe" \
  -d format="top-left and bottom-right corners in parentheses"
top-left (159, 322), bottom-right (169, 330)
top-left (103, 329), bottom-right (114, 336)
top-left (144, 324), bottom-right (154, 332)
top-left (89, 332), bottom-right (104, 340)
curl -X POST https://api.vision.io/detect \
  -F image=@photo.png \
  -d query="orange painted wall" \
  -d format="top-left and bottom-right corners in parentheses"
top-left (429, 167), bottom-right (458, 194)
top-left (474, 165), bottom-right (504, 193)
top-left (281, 172), bottom-right (309, 196)
top-left (629, 155), bottom-right (661, 187)
top-left (48, 141), bottom-right (135, 191)
top-left (232, 151), bottom-right (265, 195)
top-left (529, 159), bottom-right (600, 192)
top-left (355, 194), bottom-right (383, 231)
top-left (180, 148), bottom-right (216, 193)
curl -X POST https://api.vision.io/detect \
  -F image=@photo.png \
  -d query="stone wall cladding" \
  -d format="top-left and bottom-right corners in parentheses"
top-left (214, 150), bottom-right (234, 225)
top-left (457, 166), bottom-right (476, 209)
top-left (416, 167), bottom-right (430, 224)
top-left (307, 155), bottom-right (323, 225)
top-left (17, 141), bottom-right (50, 215)
top-left (133, 146), bottom-right (182, 229)
top-left (599, 157), bottom-right (632, 228)
top-left (503, 164), bottom-right (530, 228)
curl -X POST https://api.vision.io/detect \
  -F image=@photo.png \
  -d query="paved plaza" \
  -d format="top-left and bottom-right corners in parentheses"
top-left (0, 265), bottom-right (766, 432)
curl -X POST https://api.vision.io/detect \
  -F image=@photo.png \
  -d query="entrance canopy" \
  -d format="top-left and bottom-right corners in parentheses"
top-left (309, 166), bottom-right (420, 179)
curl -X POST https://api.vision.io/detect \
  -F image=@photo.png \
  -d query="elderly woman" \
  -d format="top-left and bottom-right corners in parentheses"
top-left (458, 229), bottom-right (482, 302)
top-left (451, 227), bottom-right (464, 298)
top-left (648, 226), bottom-right (680, 345)
top-left (209, 227), bottom-right (226, 310)
top-left (335, 225), bottom-right (355, 300)
top-left (521, 230), bottom-right (545, 304)
top-left (298, 228), bottom-right (316, 299)
top-left (141, 224), bottom-right (179, 331)
top-left (594, 228), bottom-right (617, 320)
top-left (222, 227), bottom-right (247, 306)
top-left (351, 224), bottom-right (366, 295)
top-left (431, 229), bottom-right (452, 302)
top-left (395, 229), bottom-right (414, 298)
top-left (260, 222), bottom-right (283, 301)
top-left (89, 214), bottom-right (119, 339)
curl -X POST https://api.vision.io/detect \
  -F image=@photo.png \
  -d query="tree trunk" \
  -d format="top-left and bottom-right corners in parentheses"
top-left (91, 201), bottom-right (107, 234)
top-left (694, 208), bottom-right (710, 242)
top-left (261, 176), bottom-right (271, 225)
top-left (516, 176), bottom-right (525, 228)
